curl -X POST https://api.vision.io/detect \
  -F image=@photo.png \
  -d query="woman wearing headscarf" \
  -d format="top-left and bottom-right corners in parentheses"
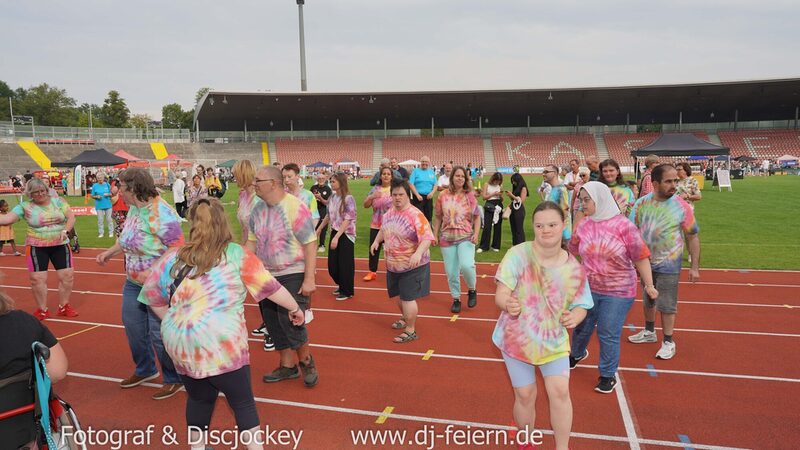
top-left (505, 173), bottom-right (528, 245)
top-left (567, 182), bottom-right (658, 394)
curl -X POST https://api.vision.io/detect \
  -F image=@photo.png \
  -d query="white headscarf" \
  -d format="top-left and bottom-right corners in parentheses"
top-left (581, 181), bottom-right (620, 222)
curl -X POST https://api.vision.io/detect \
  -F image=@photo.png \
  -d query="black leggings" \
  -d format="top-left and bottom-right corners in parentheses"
top-left (327, 229), bottom-right (355, 296)
top-left (316, 209), bottom-right (328, 247)
top-left (368, 228), bottom-right (383, 273)
top-left (180, 365), bottom-right (259, 431)
top-left (509, 204), bottom-right (526, 245)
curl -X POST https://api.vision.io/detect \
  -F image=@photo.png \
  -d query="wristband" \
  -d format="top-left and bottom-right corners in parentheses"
top-left (644, 284), bottom-right (655, 289)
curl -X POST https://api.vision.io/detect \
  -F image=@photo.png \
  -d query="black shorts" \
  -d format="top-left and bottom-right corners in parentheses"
top-left (0, 239), bottom-right (15, 244)
top-left (387, 263), bottom-right (431, 301)
top-left (260, 273), bottom-right (309, 351)
top-left (27, 244), bottom-right (72, 272)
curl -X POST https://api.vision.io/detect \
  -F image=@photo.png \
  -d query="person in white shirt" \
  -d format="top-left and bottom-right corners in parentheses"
top-left (172, 172), bottom-right (187, 221)
top-left (437, 163), bottom-right (453, 191)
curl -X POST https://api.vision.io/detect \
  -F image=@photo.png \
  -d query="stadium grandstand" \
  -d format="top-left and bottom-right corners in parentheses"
top-left (2, 78), bottom-right (800, 177)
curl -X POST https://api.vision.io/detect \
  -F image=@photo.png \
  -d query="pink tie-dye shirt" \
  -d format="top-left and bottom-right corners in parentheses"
top-left (569, 214), bottom-right (651, 298)
top-left (367, 185), bottom-right (392, 229)
top-left (381, 205), bottom-right (435, 273)
top-left (139, 243), bottom-right (282, 378)
top-left (248, 194), bottom-right (316, 277)
top-left (493, 243), bottom-right (594, 365)
top-left (12, 198), bottom-right (70, 247)
top-left (434, 190), bottom-right (480, 246)
top-left (327, 193), bottom-right (357, 242)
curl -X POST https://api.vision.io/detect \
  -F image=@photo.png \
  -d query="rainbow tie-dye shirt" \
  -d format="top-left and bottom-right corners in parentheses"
top-left (327, 194), bottom-right (357, 242)
top-left (367, 185), bottom-right (392, 229)
top-left (12, 198), bottom-right (70, 247)
top-left (569, 215), bottom-right (651, 298)
top-left (118, 196), bottom-right (185, 285)
top-left (609, 183), bottom-right (635, 217)
top-left (630, 193), bottom-right (699, 274)
top-left (248, 193), bottom-right (316, 276)
top-left (293, 189), bottom-right (320, 221)
top-left (138, 243), bottom-right (283, 379)
top-left (546, 183), bottom-right (572, 241)
top-left (236, 189), bottom-right (261, 229)
top-left (434, 190), bottom-right (481, 246)
top-left (381, 205), bottom-right (435, 273)
top-left (493, 243), bottom-right (593, 365)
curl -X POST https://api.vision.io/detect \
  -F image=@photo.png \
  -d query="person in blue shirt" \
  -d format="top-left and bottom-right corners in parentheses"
top-left (90, 172), bottom-right (114, 238)
top-left (409, 156), bottom-right (436, 221)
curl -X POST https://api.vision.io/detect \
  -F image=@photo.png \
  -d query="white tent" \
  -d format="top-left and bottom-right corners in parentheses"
top-left (777, 154), bottom-right (798, 162)
top-left (398, 159), bottom-right (420, 167)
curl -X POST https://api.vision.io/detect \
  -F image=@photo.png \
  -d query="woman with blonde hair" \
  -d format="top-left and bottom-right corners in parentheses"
top-left (140, 198), bottom-right (303, 450)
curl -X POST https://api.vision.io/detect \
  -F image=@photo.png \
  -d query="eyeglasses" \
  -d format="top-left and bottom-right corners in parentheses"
top-left (253, 178), bottom-right (276, 184)
top-left (30, 190), bottom-right (47, 196)
top-left (542, 170), bottom-right (555, 174)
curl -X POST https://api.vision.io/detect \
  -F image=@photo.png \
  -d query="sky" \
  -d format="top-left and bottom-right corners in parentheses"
top-left (2, 0), bottom-right (799, 119)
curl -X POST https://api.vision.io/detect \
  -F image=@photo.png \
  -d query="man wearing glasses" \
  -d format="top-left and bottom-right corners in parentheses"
top-left (247, 166), bottom-right (319, 387)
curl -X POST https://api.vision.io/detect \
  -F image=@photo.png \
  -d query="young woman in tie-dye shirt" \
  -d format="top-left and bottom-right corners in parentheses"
top-left (363, 167), bottom-right (393, 281)
top-left (318, 172), bottom-right (357, 300)
top-left (140, 198), bottom-right (302, 450)
top-left (600, 159), bottom-right (635, 216)
top-left (494, 201), bottom-right (593, 450)
top-left (568, 182), bottom-right (658, 394)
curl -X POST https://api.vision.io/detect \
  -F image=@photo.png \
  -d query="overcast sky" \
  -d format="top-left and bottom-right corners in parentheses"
top-left (3, 0), bottom-right (799, 119)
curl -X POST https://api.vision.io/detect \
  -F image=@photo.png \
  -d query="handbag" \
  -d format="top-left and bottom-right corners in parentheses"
top-left (502, 206), bottom-right (512, 219)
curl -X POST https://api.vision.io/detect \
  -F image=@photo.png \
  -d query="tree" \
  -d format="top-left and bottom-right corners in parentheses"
top-left (194, 87), bottom-right (212, 105)
top-left (161, 103), bottom-right (186, 129)
top-left (12, 83), bottom-right (78, 126)
top-left (0, 80), bottom-right (13, 98)
top-left (128, 113), bottom-right (152, 129)
top-left (100, 90), bottom-right (130, 128)
top-left (0, 80), bottom-right (13, 121)
top-left (75, 103), bottom-right (105, 128)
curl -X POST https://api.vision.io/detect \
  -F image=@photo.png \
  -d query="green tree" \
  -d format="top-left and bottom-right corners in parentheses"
top-left (100, 90), bottom-right (130, 128)
top-left (0, 80), bottom-right (13, 98)
top-left (128, 113), bottom-right (152, 129)
top-left (161, 103), bottom-right (186, 129)
top-left (194, 87), bottom-right (212, 105)
top-left (76, 103), bottom-right (105, 128)
top-left (12, 83), bottom-right (78, 126)
top-left (0, 80), bottom-right (12, 121)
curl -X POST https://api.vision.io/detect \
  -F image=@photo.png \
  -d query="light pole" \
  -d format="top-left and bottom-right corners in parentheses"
top-left (8, 98), bottom-right (15, 138)
top-left (88, 104), bottom-right (94, 140)
top-left (297, 0), bottom-right (308, 91)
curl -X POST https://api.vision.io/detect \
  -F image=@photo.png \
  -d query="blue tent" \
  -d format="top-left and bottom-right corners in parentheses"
top-left (307, 161), bottom-right (332, 168)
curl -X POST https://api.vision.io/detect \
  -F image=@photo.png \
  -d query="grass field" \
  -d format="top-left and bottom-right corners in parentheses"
top-left (2, 174), bottom-right (799, 269)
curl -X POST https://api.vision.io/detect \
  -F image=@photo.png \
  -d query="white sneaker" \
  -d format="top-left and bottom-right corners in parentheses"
top-left (0, 252), bottom-right (5, 256)
top-left (98, 233), bottom-right (104, 238)
top-left (628, 329), bottom-right (657, 343)
top-left (491, 248), bottom-right (500, 252)
top-left (476, 248), bottom-right (484, 254)
top-left (317, 246), bottom-right (325, 253)
top-left (656, 341), bottom-right (676, 360)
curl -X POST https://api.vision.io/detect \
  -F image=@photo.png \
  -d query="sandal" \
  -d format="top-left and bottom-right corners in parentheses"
top-left (391, 319), bottom-right (407, 330)
top-left (393, 331), bottom-right (418, 343)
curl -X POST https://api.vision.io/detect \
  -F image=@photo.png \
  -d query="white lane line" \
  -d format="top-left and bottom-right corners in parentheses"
top-left (48, 318), bottom-right (800, 384)
top-left (615, 372), bottom-right (641, 450)
top-left (63, 371), bottom-right (749, 449)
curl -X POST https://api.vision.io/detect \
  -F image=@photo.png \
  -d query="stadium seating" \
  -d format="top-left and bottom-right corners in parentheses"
top-left (718, 130), bottom-right (800, 159)
top-left (491, 134), bottom-right (596, 168)
top-left (382, 136), bottom-right (484, 167)
top-left (274, 138), bottom-right (373, 168)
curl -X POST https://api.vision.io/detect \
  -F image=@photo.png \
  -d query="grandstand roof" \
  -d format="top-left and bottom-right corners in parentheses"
top-left (195, 78), bottom-right (800, 132)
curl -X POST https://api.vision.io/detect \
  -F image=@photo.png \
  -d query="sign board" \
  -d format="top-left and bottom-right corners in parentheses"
top-left (70, 206), bottom-right (97, 216)
top-left (716, 169), bottom-right (732, 191)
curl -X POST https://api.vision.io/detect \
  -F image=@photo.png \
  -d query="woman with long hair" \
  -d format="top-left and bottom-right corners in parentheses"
top-left (478, 172), bottom-right (504, 253)
top-left (140, 198), bottom-right (303, 450)
top-left (494, 201), bottom-right (593, 450)
top-left (317, 172), bottom-right (356, 300)
top-left (506, 173), bottom-right (529, 245)
top-left (363, 166), bottom-right (393, 282)
top-left (599, 159), bottom-right (635, 216)
top-left (432, 166), bottom-right (481, 313)
top-left (568, 182), bottom-right (657, 394)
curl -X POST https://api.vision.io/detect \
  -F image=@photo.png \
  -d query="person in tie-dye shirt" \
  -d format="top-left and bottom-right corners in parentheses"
top-left (494, 201), bottom-right (592, 450)
top-left (628, 164), bottom-right (700, 361)
top-left (140, 198), bottom-right (303, 450)
top-left (0, 177), bottom-right (78, 321)
top-left (543, 165), bottom-right (572, 242)
top-left (363, 167), bottom-right (393, 282)
top-left (318, 172), bottom-right (357, 301)
top-left (371, 179), bottom-right (435, 343)
top-left (600, 159), bottom-right (635, 217)
top-left (432, 166), bottom-right (481, 314)
top-left (568, 182), bottom-right (658, 394)
top-left (282, 163), bottom-right (319, 223)
top-left (96, 168), bottom-right (185, 400)
top-left (248, 166), bottom-right (319, 387)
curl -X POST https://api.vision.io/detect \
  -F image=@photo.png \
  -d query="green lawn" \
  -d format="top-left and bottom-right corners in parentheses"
top-left (3, 175), bottom-right (799, 269)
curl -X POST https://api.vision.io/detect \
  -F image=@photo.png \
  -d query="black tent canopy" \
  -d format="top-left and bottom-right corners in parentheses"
top-left (631, 133), bottom-right (730, 179)
top-left (52, 148), bottom-right (128, 167)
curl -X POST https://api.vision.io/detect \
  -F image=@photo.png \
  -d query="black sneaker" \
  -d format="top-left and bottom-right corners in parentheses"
top-left (467, 290), bottom-right (477, 308)
top-left (569, 349), bottom-right (589, 369)
top-left (450, 299), bottom-right (461, 314)
top-left (263, 333), bottom-right (275, 352)
top-left (263, 365), bottom-right (299, 383)
top-left (298, 355), bottom-right (318, 388)
top-left (594, 376), bottom-right (617, 394)
top-left (332, 288), bottom-right (340, 296)
top-left (252, 322), bottom-right (267, 336)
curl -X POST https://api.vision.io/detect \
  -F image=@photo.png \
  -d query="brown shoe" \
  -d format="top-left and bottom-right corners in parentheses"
top-left (119, 373), bottom-right (159, 389)
top-left (152, 383), bottom-right (182, 400)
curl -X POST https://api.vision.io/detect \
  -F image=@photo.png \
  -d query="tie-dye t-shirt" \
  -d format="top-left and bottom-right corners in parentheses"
top-left (609, 183), bottom-right (635, 217)
top-left (546, 183), bottom-right (572, 240)
top-left (381, 205), bottom-right (435, 273)
top-left (292, 189), bottom-right (320, 221)
top-left (236, 189), bottom-right (261, 229)
top-left (248, 193), bottom-right (316, 276)
top-left (367, 185), bottom-right (392, 229)
top-left (569, 214), bottom-right (651, 298)
top-left (138, 243), bottom-right (282, 378)
top-left (434, 190), bottom-right (481, 246)
top-left (119, 196), bottom-right (185, 285)
top-left (493, 243), bottom-right (594, 365)
top-left (327, 194), bottom-right (357, 242)
top-left (12, 198), bottom-right (70, 247)
top-left (630, 193), bottom-right (699, 274)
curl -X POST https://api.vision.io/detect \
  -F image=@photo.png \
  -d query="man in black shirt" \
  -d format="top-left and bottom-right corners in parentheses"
top-left (309, 173), bottom-right (333, 253)
top-left (390, 157), bottom-right (409, 179)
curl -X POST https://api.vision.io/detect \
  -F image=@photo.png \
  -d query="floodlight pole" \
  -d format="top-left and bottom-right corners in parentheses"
top-left (9, 98), bottom-right (15, 137)
top-left (297, 0), bottom-right (308, 92)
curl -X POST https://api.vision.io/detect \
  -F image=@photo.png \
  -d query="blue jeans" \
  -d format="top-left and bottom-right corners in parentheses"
top-left (440, 241), bottom-right (477, 299)
top-left (121, 280), bottom-right (181, 384)
top-left (570, 292), bottom-right (634, 378)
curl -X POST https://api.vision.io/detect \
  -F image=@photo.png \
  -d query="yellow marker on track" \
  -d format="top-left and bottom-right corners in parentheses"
top-left (59, 325), bottom-right (101, 341)
top-left (422, 349), bottom-right (435, 360)
top-left (375, 406), bottom-right (394, 424)
top-left (450, 315), bottom-right (458, 322)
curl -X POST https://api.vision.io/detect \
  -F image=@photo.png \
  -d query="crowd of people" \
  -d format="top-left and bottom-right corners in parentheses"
top-left (0, 152), bottom-right (704, 450)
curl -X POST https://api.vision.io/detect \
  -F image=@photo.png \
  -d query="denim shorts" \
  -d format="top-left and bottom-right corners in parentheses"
top-left (643, 271), bottom-right (679, 314)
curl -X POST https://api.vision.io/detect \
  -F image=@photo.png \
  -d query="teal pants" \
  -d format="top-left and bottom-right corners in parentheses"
top-left (440, 240), bottom-right (477, 299)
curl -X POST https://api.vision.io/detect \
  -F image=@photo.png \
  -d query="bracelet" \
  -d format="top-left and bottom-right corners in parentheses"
top-left (644, 285), bottom-right (655, 289)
